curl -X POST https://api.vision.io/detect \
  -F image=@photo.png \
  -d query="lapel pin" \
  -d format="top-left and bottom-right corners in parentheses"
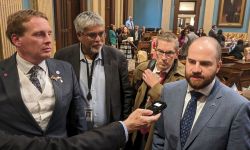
top-left (3, 73), bottom-right (8, 77)
top-left (56, 70), bottom-right (60, 74)
top-left (51, 75), bottom-right (63, 83)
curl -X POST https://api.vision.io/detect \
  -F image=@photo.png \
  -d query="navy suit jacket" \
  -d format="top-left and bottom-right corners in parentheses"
top-left (54, 43), bottom-right (134, 121)
top-left (153, 79), bottom-right (250, 150)
top-left (0, 54), bottom-right (87, 137)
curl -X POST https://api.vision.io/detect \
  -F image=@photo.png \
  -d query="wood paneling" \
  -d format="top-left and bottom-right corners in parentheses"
top-left (123, 0), bottom-right (128, 24)
top-left (0, 0), bottom-right (22, 60)
top-left (54, 0), bottom-right (87, 50)
top-left (105, 0), bottom-right (115, 26)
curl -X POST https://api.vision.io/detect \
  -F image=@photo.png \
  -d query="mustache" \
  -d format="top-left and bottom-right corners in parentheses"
top-left (191, 72), bottom-right (204, 78)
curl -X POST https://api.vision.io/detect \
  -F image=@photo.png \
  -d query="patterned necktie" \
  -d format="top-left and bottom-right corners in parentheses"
top-left (29, 66), bottom-right (42, 93)
top-left (159, 71), bottom-right (166, 84)
top-left (180, 91), bottom-right (203, 148)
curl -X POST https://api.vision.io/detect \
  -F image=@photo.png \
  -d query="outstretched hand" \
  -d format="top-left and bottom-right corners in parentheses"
top-left (123, 108), bottom-right (161, 133)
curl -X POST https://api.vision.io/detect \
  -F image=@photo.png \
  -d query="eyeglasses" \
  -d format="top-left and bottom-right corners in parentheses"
top-left (156, 49), bottom-right (175, 56)
top-left (82, 31), bottom-right (105, 39)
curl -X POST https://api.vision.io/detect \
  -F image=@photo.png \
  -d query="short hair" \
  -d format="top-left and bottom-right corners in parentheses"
top-left (156, 32), bottom-right (179, 51)
top-left (6, 9), bottom-right (48, 43)
top-left (74, 11), bottom-right (104, 34)
top-left (217, 29), bottom-right (223, 34)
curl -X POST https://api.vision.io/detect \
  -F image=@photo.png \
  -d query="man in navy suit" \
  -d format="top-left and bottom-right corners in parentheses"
top-left (153, 37), bottom-right (250, 150)
top-left (0, 9), bottom-right (87, 137)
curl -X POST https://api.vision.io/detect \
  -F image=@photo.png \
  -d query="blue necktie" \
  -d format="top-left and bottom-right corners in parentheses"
top-left (180, 91), bottom-right (203, 148)
top-left (29, 66), bottom-right (42, 93)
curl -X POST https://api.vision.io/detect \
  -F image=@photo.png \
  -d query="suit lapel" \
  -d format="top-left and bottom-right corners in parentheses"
top-left (166, 80), bottom-right (187, 149)
top-left (0, 54), bottom-right (42, 129)
top-left (46, 59), bottom-right (62, 128)
top-left (184, 80), bottom-right (222, 149)
top-left (103, 46), bottom-right (112, 121)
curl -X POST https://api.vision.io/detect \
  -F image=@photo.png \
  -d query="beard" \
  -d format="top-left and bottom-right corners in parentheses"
top-left (91, 45), bottom-right (102, 54)
top-left (185, 70), bottom-right (216, 90)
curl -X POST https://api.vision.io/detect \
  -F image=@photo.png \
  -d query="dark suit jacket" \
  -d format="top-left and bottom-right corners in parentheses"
top-left (229, 44), bottom-right (244, 59)
top-left (153, 79), bottom-right (250, 150)
top-left (0, 54), bottom-right (87, 137)
top-left (54, 43), bottom-right (133, 121)
top-left (208, 29), bottom-right (217, 39)
top-left (0, 122), bottom-right (126, 150)
top-left (131, 30), bottom-right (142, 41)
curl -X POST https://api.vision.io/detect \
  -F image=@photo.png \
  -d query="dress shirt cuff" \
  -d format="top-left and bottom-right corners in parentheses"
top-left (119, 121), bottom-right (128, 142)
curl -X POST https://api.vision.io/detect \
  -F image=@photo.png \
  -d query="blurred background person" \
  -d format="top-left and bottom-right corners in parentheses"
top-left (208, 25), bottom-right (217, 39)
top-left (108, 24), bottom-right (117, 48)
top-left (229, 39), bottom-right (244, 59)
top-left (125, 16), bottom-right (134, 30)
top-left (178, 28), bottom-right (189, 49)
top-left (216, 29), bottom-right (226, 47)
top-left (196, 28), bottom-right (207, 37)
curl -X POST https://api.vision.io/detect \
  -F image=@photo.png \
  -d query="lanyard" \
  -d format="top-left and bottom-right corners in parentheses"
top-left (82, 54), bottom-right (96, 101)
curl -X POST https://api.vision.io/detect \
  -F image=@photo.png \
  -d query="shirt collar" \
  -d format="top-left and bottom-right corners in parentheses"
top-left (153, 62), bottom-right (173, 74)
top-left (187, 78), bottom-right (216, 97)
top-left (16, 53), bottom-right (47, 75)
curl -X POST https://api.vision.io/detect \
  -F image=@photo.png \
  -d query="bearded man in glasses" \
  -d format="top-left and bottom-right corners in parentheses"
top-left (54, 11), bottom-right (133, 131)
top-left (131, 32), bottom-right (185, 150)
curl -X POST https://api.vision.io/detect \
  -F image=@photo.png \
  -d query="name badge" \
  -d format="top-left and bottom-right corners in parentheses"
top-left (85, 108), bottom-right (93, 122)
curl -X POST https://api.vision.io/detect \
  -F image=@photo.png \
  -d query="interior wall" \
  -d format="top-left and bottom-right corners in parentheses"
top-left (133, 0), bottom-right (250, 34)
top-left (203, 0), bottom-right (215, 34)
top-left (161, 0), bottom-right (172, 31)
top-left (133, 0), bottom-right (162, 28)
top-left (198, 0), bottom-right (206, 29)
top-left (22, 0), bottom-right (30, 8)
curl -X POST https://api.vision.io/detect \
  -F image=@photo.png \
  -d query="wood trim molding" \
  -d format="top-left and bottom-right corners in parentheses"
top-left (203, 0), bottom-right (215, 34)
top-left (123, 0), bottom-right (128, 24)
top-left (173, 0), bottom-right (201, 33)
top-left (161, 0), bottom-right (172, 31)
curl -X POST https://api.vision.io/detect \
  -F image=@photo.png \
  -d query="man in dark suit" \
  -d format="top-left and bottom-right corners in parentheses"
top-left (131, 25), bottom-right (142, 48)
top-left (54, 11), bottom-right (133, 129)
top-left (153, 37), bottom-right (250, 150)
top-left (0, 9), bottom-right (86, 137)
top-left (208, 25), bottom-right (217, 39)
top-left (0, 108), bottom-right (161, 150)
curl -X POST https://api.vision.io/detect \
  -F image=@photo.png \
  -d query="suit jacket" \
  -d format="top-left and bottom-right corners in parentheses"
top-left (229, 44), bottom-right (244, 59)
top-left (0, 122), bottom-right (126, 150)
top-left (153, 79), bottom-right (250, 150)
top-left (0, 54), bottom-right (87, 137)
top-left (131, 30), bottom-right (142, 41)
top-left (54, 43), bottom-right (133, 121)
top-left (208, 29), bottom-right (217, 38)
